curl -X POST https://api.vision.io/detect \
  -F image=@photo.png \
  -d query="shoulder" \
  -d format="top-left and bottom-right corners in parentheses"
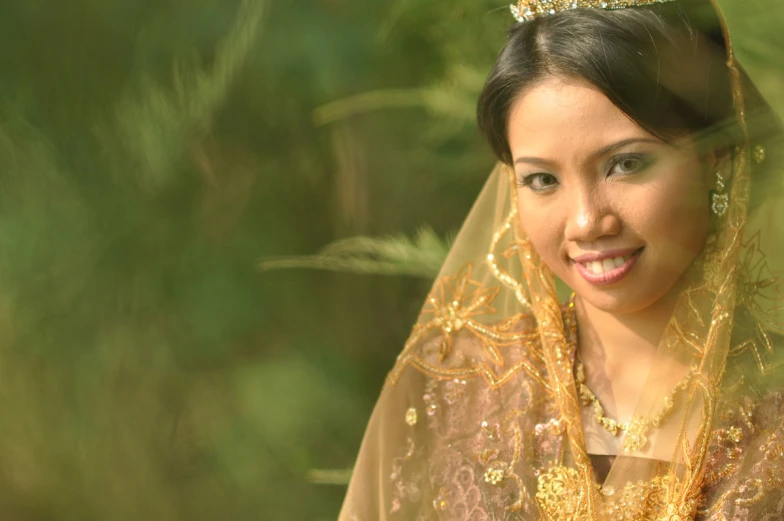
top-left (387, 308), bottom-right (551, 393)
top-left (700, 360), bottom-right (784, 517)
top-left (728, 294), bottom-right (784, 384)
top-left (727, 321), bottom-right (784, 392)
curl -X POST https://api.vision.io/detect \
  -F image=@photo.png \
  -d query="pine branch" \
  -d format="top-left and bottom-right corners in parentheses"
top-left (114, 0), bottom-right (266, 191)
top-left (313, 65), bottom-right (484, 126)
top-left (258, 226), bottom-right (451, 278)
top-left (306, 468), bottom-right (352, 486)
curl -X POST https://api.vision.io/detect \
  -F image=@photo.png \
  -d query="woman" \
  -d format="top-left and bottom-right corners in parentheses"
top-left (339, 0), bottom-right (784, 518)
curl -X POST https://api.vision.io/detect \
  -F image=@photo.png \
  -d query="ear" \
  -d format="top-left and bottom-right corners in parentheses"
top-left (701, 146), bottom-right (732, 187)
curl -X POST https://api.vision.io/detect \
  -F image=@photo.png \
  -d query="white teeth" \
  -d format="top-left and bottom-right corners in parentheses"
top-left (581, 255), bottom-right (631, 275)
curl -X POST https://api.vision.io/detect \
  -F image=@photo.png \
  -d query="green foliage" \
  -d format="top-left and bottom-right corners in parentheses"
top-left (0, 2), bottom-right (274, 519)
top-left (259, 226), bottom-right (452, 278)
top-left (314, 65), bottom-right (486, 127)
top-left (0, 0), bottom-right (782, 520)
top-left (114, 0), bottom-right (265, 192)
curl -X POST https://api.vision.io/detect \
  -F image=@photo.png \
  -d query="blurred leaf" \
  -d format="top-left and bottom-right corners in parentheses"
top-left (307, 469), bottom-right (352, 485)
top-left (258, 226), bottom-right (451, 278)
top-left (314, 65), bottom-right (485, 126)
top-left (113, 0), bottom-right (266, 192)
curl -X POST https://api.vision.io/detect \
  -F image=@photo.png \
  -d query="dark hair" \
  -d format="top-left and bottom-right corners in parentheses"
top-left (476, 2), bottom-right (782, 168)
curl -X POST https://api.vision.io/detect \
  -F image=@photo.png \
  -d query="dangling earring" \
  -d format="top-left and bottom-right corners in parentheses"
top-left (711, 170), bottom-right (729, 217)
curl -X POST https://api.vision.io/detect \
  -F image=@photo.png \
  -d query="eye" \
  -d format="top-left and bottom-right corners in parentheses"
top-left (519, 173), bottom-right (559, 192)
top-left (608, 154), bottom-right (652, 176)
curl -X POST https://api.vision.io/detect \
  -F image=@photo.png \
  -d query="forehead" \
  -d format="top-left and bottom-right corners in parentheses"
top-left (507, 77), bottom-right (651, 157)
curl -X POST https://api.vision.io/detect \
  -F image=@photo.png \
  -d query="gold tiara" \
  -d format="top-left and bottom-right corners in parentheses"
top-left (509, 0), bottom-right (676, 23)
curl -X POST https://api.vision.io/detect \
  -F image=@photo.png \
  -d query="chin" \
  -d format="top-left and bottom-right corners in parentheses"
top-left (582, 292), bottom-right (653, 315)
top-left (567, 278), bottom-right (678, 316)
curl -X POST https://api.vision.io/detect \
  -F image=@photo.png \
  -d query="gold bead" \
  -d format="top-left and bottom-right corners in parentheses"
top-left (484, 466), bottom-right (506, 485)
top-left (753, 145), bottom-right (767, 164)
top-left (405, 407), bottom-right (418, 426)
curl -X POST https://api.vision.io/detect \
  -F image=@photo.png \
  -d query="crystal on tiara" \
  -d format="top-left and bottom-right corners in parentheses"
top-left (509, 0), bottom-right (676, 23)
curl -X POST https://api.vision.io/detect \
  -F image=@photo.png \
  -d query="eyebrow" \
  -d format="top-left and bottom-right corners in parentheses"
top-left (513, 137), bottom-right (662, 167)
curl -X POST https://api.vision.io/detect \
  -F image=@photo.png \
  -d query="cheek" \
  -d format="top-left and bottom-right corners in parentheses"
top-left (629, 169), bottom-right (710, 255)
top-left (517, 197), bottom-right (564, 265)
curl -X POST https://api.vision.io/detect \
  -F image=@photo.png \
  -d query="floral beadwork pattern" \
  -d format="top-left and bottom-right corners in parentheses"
top-left (341, 310), bottom-right (784, 521)
top-left (697, 388), bottom-right (784, 518)
top-left (536, 466), bottom-right (701, 521)
top-left (388, 263), bottom-right (548, 390)
top-left (728, 232), bottom-right (784, 376)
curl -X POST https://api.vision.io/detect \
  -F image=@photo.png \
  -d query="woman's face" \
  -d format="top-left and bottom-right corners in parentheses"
top-left (508, 77), bottom-right (712, 314)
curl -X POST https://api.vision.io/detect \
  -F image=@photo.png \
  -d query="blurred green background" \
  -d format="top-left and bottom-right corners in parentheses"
top-left (0, 0), bottom-right (781, 519)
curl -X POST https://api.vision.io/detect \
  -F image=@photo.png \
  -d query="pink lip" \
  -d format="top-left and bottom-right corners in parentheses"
top-left (572, 248), bottom-right (644, 286)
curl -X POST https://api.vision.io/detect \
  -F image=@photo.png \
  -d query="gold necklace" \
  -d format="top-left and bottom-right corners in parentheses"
top-left (574, 352), bottom-right (697, 453)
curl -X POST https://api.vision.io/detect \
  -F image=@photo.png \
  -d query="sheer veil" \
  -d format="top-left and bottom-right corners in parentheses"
top-left (340, 0), bottom-right (784, 518)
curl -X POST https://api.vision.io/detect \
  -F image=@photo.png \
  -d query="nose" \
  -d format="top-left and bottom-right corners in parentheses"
top-left (563, 188), bottom-right (621, 243)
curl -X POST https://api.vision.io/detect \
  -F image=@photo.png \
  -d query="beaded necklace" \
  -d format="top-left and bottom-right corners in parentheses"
top-left (567, 295), bottom-right (697, 452)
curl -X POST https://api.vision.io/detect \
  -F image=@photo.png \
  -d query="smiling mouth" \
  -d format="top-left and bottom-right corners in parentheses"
top-left (578, 252), bottom-right (636, 275)
top-left (572, 247), bottom-right (644, 285)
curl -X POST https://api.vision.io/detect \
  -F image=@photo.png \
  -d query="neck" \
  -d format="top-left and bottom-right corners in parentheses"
top-left (574, 288), bottom-right (682, 380)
